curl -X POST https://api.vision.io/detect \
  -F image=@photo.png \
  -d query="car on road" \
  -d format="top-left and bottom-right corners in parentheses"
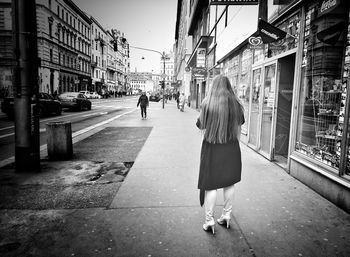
top-left (79, 91), bottom-right (92, 98)
top-left (149, 93), bottom-right (161, 102)
top-left (90, 91), bottom-right (102, 99)
top-left (1, 92), bottom-right (62, 119)
top-left (58, 92), bottom-right (92, 111)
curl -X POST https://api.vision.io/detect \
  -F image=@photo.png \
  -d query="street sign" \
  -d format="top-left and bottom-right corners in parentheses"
top-left (161, 73), bottom-right (166, 79)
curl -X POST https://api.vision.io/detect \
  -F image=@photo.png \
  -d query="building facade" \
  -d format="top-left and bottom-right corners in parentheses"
top-left (174, 0), bottom-right (193, 98)
top-left (36, 0), bottom-right (91, 95)
top-left (179, 0), bottom-right (350, 212)
top-left (129, 72), bottom-right (154, 94)
top-left (0, 0), bottom-right (12, 99)
top-left (160, 51), bottom-right (176, 93)
top-left (90, 17), bottom-right (107, 95)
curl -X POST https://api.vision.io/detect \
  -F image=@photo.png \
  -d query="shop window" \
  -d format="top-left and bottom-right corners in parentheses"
top-left (295, 2), bottom-right (349, 175)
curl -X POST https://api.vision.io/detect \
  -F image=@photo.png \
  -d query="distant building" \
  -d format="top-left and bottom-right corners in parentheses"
top-left (129, 72), bottom-right (154, 94)
top-left (159, 51), bottom-right (175, 91)
top-left (90, 16), bottom-right (107, 94)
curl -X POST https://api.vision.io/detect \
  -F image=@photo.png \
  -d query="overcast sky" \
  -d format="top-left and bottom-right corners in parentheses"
top-left (73, 0), bottom-right (178, 73)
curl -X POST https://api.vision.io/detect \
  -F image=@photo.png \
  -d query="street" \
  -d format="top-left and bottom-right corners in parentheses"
top-left (0, 96), bottom-right (139, 162)
top-left (0, 102), bottom-right (349, 257)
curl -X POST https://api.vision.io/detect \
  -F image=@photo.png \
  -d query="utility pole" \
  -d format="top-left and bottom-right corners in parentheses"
top-left (162, 51), bottom-right (165, 109)
top-left (12, 0), bottom-right (40, 172)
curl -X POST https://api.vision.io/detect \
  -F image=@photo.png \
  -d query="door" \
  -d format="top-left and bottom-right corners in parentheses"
top-left (248, 68), bottom-right (262, 149)
top-left (259, 62), bottom-right (278, 159)
top-left (273, 54), bottom-right (295, 166)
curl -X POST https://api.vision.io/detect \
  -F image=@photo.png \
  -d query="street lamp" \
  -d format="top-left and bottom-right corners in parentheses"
top-left (129, 46), bottom-right (166, 109)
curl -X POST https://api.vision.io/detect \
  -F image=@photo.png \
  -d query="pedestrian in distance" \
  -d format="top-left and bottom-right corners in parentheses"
top-left (179, 93), bottom-right (186, 112)
top-left (137, 91), bottom-right (149, 120)
top-left (196, 75), bottom-right (245, 235)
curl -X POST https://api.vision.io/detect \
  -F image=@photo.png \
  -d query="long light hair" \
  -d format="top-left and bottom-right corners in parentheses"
top-left (198, 75), bottom-right (244, 144)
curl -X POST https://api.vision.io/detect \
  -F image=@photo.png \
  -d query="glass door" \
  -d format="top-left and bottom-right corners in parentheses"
top-left (248, 68), bottom-right (262, 148)
top-left (260, 63), bottom-right (277, 159)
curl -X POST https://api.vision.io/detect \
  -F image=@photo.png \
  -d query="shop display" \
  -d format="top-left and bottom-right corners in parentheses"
top-left (296, 3), bottom-right (350, 172)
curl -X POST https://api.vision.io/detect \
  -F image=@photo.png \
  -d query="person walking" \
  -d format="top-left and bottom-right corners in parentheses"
top-left (196, 75), bottom-right (245, 234)
top-left (137, 91), bottom-right (149, 119)
top-left (179, 93), bottom-right (186, 112)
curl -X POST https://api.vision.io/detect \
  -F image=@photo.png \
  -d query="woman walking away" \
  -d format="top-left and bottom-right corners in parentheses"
top-left (196, 75), bottom-right (244, 234)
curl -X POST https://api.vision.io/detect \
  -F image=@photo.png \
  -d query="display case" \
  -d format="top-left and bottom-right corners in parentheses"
top-left (295, 2), bottom-right (349, 173)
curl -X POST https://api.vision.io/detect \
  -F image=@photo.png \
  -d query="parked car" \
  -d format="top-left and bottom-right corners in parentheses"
top-left (58, 92), bottom-right (92, 111)
top-left (149, 93), bottom-right (161, 102)
top-left (90, 91), bottom-right (102, 99)
top-left (79, 91), bottom-right (92, 98)
top-left (1, 92), bottom-right (62, 119)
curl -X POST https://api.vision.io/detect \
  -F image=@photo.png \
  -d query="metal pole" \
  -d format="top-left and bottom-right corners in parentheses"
top-left (12, 0), bottom-right (40, 172)
top-left (162, 52), bottom-right (165, 109)
top-left (258, 0), bottom-right (268, 23)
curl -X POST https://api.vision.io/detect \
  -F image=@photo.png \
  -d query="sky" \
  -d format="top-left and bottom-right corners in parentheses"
top-left (73, 0), bottom-right (178, 73)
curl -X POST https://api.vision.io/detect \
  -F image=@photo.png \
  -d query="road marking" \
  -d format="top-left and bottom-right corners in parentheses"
top-left (82, 112), bottom-right (108, 117)
top-left (0, 128), bottom-right (46, 139)
top-left (0, 108), bottom-right (137, 168)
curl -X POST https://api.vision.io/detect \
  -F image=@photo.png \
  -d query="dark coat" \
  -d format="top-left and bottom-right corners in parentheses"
top-left (137, 95), bottom-right (149, 107)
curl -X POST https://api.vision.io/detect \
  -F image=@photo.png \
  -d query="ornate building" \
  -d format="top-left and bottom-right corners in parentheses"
top-left (36, 0), bottom-right (91, 94)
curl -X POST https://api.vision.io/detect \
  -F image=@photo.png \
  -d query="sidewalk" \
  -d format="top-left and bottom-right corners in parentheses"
top-left (0, 100), bottom-right (350, 257)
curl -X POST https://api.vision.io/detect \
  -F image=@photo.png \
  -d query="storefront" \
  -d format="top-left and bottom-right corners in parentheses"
top-left (217, 0), bottom-right (350, 212)
top-left (289, 0), bottom-right (350, 211)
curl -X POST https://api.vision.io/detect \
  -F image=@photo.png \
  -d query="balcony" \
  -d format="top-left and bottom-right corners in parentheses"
top-left (91, 61), bottom-right (98, 67)
top-left (95, 36), bottom-right (106, 47)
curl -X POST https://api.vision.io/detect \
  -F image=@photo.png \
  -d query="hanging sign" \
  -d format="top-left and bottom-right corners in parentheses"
top-left (318, 0), bottom-right (345, 18)
top-left (258, 19), bottom-right (287, 44)
top-left (248, 36), bottom-right (263, 49)
top-left (210, 0), bottom-right (258, 5)
top-left (192, 67), bottom-right (207, 77)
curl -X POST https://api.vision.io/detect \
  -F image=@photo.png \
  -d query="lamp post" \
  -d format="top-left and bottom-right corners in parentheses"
top-left (129, 46), bottom-right (166, 109)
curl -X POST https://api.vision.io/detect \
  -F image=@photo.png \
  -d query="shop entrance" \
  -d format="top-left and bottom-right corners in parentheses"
top-left (273, 54), bottom-right (295, 167)
top-left (248, 52), bottom-right (295, 166)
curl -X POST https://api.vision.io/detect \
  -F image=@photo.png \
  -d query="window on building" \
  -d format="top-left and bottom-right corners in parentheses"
top-left (66, 13), bottom-right (68, 23)
top-left (50, 49), bottom-right (53, 62)
top-left (96, 70), bottom-right (98, 78)
top-left (49, 22), bottom-right (52, 37)
top-left (61, 9), bottom-right (64, 19)
top-left (58, 52), bottom-right (61, 65)
top-left (295, 3), bottom-right (349, 176)
top-left (57, 5), bottom-right (60, 15)
top-left (63, 55), bottom-right (65, 66)
top-left (48, 0), bottom-right (51, 9)
top-left (70, 16), bottom-right (72, 26)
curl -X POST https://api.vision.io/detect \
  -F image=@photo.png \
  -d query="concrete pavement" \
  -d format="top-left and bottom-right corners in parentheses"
top-left (0, 99), bottom-right (350, 256)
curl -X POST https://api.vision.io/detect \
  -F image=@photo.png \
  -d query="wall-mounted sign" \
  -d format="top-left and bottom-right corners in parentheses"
top-left (248, 36), bottom-right (263, 49)
top-left (192, 67), bottom-right (207, 77)
top-left (210, 0), bottom-right (258, 5)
